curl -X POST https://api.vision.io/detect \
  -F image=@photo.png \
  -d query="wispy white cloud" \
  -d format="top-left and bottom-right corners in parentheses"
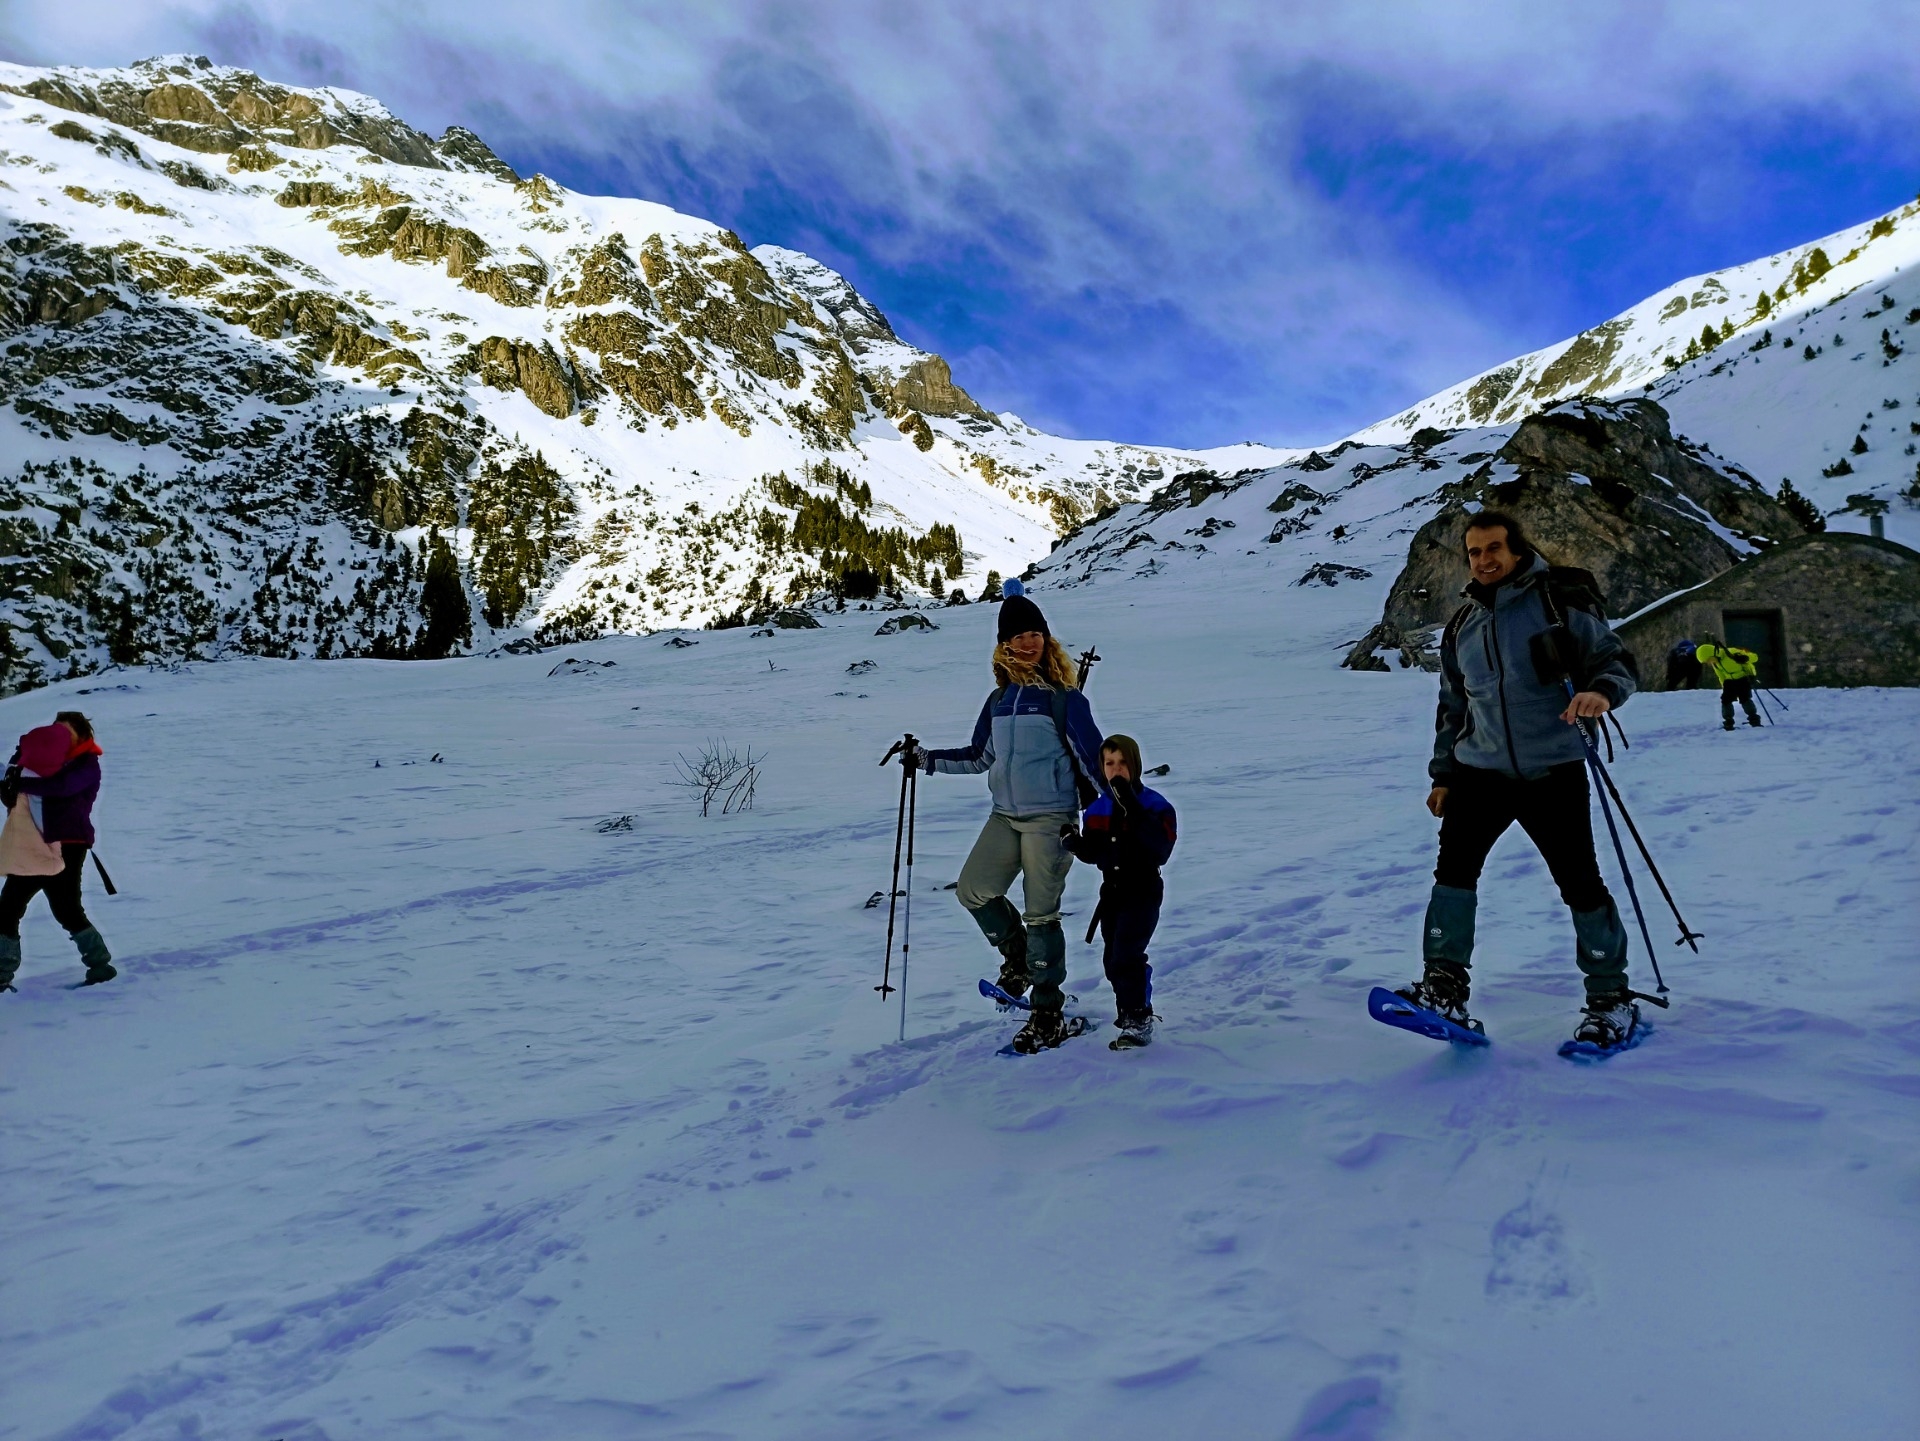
top-left (5, 2), bottom-right (1916, 443)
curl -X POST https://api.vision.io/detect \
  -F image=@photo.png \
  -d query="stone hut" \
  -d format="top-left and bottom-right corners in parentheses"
top-left (1616, 533), bottom-right (1920, 689)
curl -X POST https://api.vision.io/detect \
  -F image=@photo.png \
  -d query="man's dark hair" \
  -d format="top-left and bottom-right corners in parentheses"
top-left (54, 710), bottom-right (93, 741)
top-left (1462, 509), bottom-right (1533, 559)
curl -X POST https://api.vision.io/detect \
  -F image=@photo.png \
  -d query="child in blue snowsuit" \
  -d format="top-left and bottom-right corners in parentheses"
top-left (1063, 734), bottom-right (1176, 1048)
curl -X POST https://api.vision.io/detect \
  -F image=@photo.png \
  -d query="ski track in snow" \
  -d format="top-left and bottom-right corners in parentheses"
top-left (2, 571), bottom-right (1916, 1440)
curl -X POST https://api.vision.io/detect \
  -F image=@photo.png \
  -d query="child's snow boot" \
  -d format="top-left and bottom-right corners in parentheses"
top-left (0, 935), bottom-right (19, 992)
top-left (1109, 1009), bottom-right (1155, 1050)
top-left (1721, 718), bottom-right (1735, 731)
top-left (72, 926), bottom-right (115, 986)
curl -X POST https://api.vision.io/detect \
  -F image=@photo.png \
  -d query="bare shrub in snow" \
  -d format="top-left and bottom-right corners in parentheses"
top-left (671, 739), bottom-right (763, 816)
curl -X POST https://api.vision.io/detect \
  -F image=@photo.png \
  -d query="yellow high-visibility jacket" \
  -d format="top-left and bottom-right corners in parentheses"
top-left (1694, 643), bottom-right (1758, 683)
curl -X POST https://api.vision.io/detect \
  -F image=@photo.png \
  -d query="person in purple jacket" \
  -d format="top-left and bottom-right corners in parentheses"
top-left (0, 710), bottom-right (113, 989)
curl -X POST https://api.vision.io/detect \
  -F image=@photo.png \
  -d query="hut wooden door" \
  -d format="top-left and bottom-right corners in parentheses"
top-left (1723, 609), bottom-right (1787, 687)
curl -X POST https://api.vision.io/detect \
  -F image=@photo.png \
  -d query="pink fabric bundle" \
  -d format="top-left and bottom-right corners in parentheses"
top-left (18, 723), bottom-right (73, 777)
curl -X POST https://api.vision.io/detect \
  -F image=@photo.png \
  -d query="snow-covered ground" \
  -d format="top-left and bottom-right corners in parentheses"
top-left (3, 565), bottom-right (1915, 1440)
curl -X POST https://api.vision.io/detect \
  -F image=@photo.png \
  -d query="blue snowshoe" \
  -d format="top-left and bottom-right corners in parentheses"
top-left (1368, 987), bottom-right (1489, 1047)
top-left (979, 977), bottom-right (1032, 1011)
top-left (1369, 959), bottom-right (1488, 1047)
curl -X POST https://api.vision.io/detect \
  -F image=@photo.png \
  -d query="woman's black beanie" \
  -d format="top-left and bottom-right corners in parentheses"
top-left (996, 590), bottom-right (1049, 643)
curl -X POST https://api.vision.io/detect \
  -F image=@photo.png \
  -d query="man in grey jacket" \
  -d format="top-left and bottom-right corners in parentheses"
top-left (1398, 511), bottom-right (1642, 1049)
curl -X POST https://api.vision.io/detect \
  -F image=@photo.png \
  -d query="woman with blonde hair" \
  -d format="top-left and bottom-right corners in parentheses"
top-left (910, 583), bottom-right (1107, 1052)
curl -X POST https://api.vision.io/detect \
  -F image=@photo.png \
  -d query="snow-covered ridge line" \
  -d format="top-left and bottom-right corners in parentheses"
top-left (0, 55), bottom-right (1288, 693)
top-left (1353, 191), bottom-right (1920, 444)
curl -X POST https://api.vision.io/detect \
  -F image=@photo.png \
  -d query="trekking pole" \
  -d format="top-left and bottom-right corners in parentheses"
top-left (1075, 646), bottom-right (1101, 690)
top-left (1762, 686), bottom-right (1789, 712)
top-left (1585, 743), bottom-right (1704, 954)
top-left (899, 756), bottom-right (917, 1042)
top-left (874, 734), bottom-right (915, 998)
top-left (1583, 741), bottom-right (1671, 997)
top-left (1754, 690), bottom-right (1775, 726)
top-left (1564, 684), bottom-right (1697, 987)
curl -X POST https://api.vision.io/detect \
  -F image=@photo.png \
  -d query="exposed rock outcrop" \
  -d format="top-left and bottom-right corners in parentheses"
top-left (434, 126), bottom-right (521, 183)
top-left (890, 354), bottom-right (987, 418)
top-left (467, 336), bottom-right (576, 418)
top-left (1363, 398), bottom-right (1808, 656)
top-left (4, 56), bottom-right (447, 171)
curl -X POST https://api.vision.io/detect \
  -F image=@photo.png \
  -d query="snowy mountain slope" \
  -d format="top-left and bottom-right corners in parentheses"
top-left (0, 55), bottom-right (1285, 693)
top-left (1033, 193), bottom-right (1920, 619)
top-left (1347, 193), bottom-right (1920, 541)
top-left (1356, 194), bottom-right (1920, 442)
top-left (1, 575), bottom-right (1913, 1438)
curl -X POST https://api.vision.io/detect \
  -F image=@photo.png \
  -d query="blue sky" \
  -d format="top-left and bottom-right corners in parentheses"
top-left (6, 1), bottom-right (1917, 447)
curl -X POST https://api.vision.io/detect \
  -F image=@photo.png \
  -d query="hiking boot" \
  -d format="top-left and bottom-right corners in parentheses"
top-left (970, 897), bottom-right (1028, 997)
top-left (1747, 715), bottom-right (1764, 728)
top-left (994, 935), bottom-right (1029, 1000)
top-left (1722, 719), bottom-right (1735, 731)
top-left (1395, 958), bottom-right (1472, 1022)
top-left (1007, 1008), bottom-right (1091, 1055)
top-left (73, 926), bottom-right (115, 986)
top-left (0, 935), bottom-right (19, 993)
top-left (1109, 1009), bottom-right (1156, 1050)
top-left (1572, 991), bottom-right (1638, 1049)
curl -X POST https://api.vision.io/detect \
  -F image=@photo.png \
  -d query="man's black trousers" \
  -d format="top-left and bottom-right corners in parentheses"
top-left (1434, 762), bottom-right (1610, 911)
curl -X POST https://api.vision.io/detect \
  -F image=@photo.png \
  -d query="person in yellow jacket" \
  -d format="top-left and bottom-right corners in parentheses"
top-left (1694, 640), bottom-right (1762, 730)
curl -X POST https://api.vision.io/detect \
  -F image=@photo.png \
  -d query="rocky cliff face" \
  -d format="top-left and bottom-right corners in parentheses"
top-left (0, 56), bottom-right (1273, 694)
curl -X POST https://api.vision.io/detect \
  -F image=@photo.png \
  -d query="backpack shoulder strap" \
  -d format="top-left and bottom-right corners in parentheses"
top-left (1048, 686), bottom-right (1100, 803)
top-left (1541, 565), bottom-right (1607, 624)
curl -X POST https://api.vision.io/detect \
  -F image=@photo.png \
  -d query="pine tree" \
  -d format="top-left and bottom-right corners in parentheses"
top-left (1776, 479), bottom-right (1824, 532)
top-left (416, 531), bottom-right (471, 658)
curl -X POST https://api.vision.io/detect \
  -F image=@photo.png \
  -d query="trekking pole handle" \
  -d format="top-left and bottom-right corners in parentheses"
top-left (879, 732), bottom-right (918, 768)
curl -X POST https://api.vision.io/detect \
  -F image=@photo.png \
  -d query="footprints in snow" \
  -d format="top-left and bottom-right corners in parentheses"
top-left (1484, 1195), bottom-right (1590, 1310)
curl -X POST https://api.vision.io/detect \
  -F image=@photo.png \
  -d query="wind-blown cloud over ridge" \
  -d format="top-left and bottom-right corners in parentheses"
top-left (5, 1), bottom-right (1918, 446)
